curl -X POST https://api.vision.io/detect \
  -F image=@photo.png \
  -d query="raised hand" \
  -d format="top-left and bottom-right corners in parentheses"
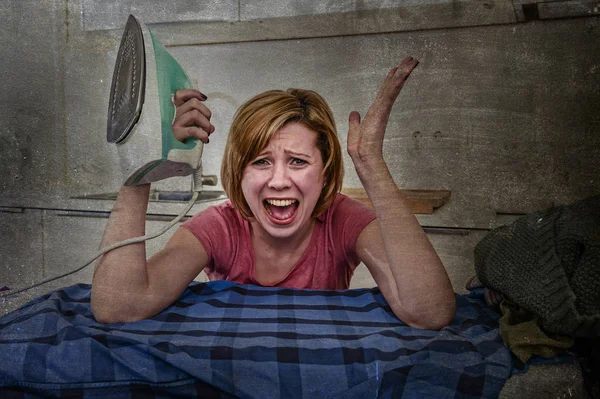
top-left (172, 89), bottom-right (215, 144)
top-left (347, 57), bottom-right (419, 180)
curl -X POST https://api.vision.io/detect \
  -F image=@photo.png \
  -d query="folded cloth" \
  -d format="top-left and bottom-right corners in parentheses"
top-left (498, 299), bottom-right (574, 363)
top-left (0, 282), bottom-right (511, 399)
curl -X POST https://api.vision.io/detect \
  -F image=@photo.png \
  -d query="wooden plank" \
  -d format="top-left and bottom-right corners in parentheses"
top-left (341, 188), bottom-right (451, 214)
top-left (149, 1), bottom-right (516, 46)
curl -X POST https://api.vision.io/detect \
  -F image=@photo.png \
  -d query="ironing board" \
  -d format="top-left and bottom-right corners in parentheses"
top-left (0, 281), bottom-right (511, 398)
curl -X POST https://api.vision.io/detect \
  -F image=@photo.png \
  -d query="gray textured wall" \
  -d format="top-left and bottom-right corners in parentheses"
top-left (1, 0), bottom-right (599, 314)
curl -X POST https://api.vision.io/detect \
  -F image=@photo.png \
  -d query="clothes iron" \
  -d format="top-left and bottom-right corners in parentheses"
top-left (107, 14), bottom-right (203, 186)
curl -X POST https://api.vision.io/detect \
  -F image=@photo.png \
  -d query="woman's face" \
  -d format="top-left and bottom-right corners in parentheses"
top-left (241, 122), bottom-right (324, 240)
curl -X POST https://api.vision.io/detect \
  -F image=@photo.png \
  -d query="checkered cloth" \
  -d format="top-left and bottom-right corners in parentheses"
top-left (0, 281), bottom-right (510, 398)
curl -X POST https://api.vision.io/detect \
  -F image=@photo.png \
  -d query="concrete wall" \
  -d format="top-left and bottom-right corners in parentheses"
top-left (1, 0), bottom-right (599, 314)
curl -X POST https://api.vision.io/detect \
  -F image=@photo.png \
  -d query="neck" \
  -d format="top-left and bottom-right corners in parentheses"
top-left (249, 219), bottom-right (315, 254)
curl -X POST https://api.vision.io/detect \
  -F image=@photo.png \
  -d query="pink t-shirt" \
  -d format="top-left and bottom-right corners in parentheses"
top-left (182, 193), bottom-right (376, 290)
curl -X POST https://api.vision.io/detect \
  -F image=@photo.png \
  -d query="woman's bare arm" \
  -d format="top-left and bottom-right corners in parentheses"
top-left (90, 184), bottom-right (210, 323)
top-left (348, 58), bottom-right (456, 329)
top-left (91, 89), bottom-right (214, 323)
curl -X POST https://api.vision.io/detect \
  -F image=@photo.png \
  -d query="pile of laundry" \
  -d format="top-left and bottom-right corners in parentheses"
top-left (472, 195), bottom-right (600, 398)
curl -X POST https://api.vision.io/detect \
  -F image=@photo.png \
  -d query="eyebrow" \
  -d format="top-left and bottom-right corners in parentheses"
top-left (285, 149), bottom-right (313, 158)
top-left (255, 149), bottom-right (313, 158)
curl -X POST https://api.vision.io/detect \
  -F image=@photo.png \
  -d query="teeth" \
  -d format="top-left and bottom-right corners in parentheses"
top-left (266, 199), bottom-right (296, 207)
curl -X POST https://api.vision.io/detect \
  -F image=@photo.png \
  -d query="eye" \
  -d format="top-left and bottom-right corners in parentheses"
top-left (291, 158), bottom-right (307, 166)
top-left (252, 158), bottom-right (269, 166)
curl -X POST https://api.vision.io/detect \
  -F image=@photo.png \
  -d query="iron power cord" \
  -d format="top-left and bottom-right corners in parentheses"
top-left (1, 170), bottom-right (204, 298)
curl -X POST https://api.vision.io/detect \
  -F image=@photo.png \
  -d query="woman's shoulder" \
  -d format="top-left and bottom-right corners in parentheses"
top-left (319, 193), bottom-right (375, 221)
top-left (209, 200), bottom-right (241, 217)
top-left (183, 200), bottom-right (245, 232)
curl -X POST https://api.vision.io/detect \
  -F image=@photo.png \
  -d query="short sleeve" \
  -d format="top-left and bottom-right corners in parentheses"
top-left (326, 194), bottom-right (377, 268)
top-left (181, 202), bottom-right (240, 277)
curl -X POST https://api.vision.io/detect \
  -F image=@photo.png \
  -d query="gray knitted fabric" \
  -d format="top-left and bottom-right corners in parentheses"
top-left (474, 195), bottom-right (600, 337)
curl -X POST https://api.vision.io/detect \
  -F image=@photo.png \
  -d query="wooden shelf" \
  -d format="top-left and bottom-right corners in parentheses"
top-left (341, 188), bottom-right (451, 214)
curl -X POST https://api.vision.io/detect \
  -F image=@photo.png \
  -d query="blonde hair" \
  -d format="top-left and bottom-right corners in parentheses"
top-left (221, 88), bottom-right (343, 219)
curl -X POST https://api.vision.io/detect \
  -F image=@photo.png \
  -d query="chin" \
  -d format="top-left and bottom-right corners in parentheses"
top-left (263, 225), bottom-right (299, 239)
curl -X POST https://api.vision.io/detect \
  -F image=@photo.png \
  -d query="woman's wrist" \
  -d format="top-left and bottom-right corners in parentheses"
top-left (112, 184), bottom-right (151, 214)
top-left (354, 158), bottom-right (392, 188)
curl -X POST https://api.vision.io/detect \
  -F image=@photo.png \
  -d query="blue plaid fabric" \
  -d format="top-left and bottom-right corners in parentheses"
top-left (0, 282), bottom-right (511, 398)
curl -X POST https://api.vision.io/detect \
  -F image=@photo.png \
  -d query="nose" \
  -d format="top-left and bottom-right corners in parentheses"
top-left (267, 162), bottom-right (291, 190)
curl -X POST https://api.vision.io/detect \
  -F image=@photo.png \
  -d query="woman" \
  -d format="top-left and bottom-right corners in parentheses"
top-left (91, 57), bottom-right (456, 329)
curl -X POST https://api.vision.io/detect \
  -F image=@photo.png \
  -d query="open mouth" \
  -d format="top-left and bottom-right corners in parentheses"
top-left (263, 199), bottom-right (299, 223)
